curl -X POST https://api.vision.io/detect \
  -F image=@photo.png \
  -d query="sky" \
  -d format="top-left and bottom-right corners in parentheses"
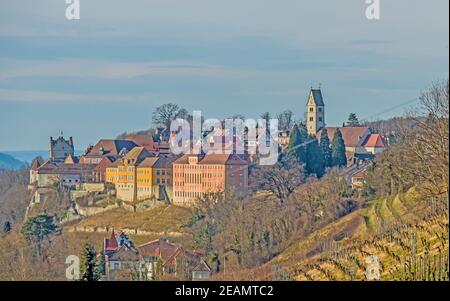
top-left (0, 0), bottom-right (448, 151)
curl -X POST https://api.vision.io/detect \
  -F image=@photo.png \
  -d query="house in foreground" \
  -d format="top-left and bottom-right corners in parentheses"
top-left (103, 231), bottom-right (211, 281)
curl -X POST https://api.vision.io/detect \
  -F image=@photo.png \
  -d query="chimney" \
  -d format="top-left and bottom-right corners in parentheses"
top-left (69, 137), bottom-right (74, 146)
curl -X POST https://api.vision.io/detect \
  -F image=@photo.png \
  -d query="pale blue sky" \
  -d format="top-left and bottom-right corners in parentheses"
top-left (0, 0), bottom-right (448, 151)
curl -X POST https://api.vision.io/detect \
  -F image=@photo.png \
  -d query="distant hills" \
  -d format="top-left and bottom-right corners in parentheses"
top-left (0, 152), bottom-right (26, 170)
top-left (0, 150), bottom-right (83, 166)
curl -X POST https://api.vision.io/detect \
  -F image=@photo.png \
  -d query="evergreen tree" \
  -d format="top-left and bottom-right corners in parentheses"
top-left (347, 113), bottom-right (360, 126)
top-left (331, 128), bottom-right (347, 167)
top-left (319, 129), bottom-right (332, 168)
top-left (287, 123), bottom-right (309, 164)
top-left (21, 214), bottom-right (59, 257)
top-left (3, 221), bottom-right (11, 234)
top-left (305, 136), bottom-right (325, 177)
top-left (80, 243), bottom-right (101, 281)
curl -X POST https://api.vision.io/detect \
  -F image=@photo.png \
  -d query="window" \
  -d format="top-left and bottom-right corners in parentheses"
top-left (318, 107), bottom-right (322, 112)
top-left (319, 117), bottom-right (323, 122)
top-left (309, 117), bottom-right (314, 121)
top-left (309, 107), bottom-right (314, 112)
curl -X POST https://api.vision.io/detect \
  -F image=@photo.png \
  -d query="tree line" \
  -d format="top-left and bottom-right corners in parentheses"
top-left (285, 123), bottom-right (346, 178)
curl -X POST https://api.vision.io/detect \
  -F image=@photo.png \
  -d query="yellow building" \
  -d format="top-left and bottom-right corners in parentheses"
top-left (105, 147), bottom-right (175, 202)
top-left (306, 88), bottom-right (325, 136)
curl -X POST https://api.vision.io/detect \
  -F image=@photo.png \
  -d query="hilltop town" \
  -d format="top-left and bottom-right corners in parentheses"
top-left (20, 87), bottom-right (398, 280)
top-left (0, 82), bottom-right (447, 281)
top-left (29, 88), bottom-right (387, 206)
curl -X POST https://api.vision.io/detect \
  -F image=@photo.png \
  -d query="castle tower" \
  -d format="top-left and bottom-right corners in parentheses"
top-left (50, 133), bottom-right (74, 162)
top-left (306, 88), bottom-right (325, 135)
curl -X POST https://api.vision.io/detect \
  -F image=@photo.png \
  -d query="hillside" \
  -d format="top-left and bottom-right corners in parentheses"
top-left (266, 189), bottom-right (449, 281)
top-left (66, 204), bottom-right (196, 247)
top-left (0, 153), bottom-right (25, 170)
top-left (0, 169), bottom-right (30, 230)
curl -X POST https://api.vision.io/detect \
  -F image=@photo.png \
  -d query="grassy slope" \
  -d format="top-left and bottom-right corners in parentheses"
top-left (74, 204), bottom-right (194, 233)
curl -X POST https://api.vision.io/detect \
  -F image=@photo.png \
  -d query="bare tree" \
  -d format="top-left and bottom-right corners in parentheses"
top-left (152, 103), bottom-right (188, 129)
top-left (277, 110), bottom-right (294, 131)
top-left (250, 156), bottom-right (305, 201)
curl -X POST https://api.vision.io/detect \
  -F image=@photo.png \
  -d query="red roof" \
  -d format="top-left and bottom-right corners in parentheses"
top-left (104, 231), bottom-right (119, 251)
top-left (362, 134), bottom-right (386, 148)
top-left (317, 127), bottom-right (370, 148)
top-left (93, 156), bottom-right (116, 173)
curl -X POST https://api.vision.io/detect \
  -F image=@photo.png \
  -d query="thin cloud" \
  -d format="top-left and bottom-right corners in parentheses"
top-left (0, 89), bottom-right (151, 103)
top-left (0, 59), bottom-right (262, 81)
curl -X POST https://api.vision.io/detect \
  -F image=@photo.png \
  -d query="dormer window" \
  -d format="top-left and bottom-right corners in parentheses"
top-left (189, 157), bottom-right (198, 165)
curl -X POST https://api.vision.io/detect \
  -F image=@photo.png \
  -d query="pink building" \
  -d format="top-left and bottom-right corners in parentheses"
top-left (172, 154), bottom-right (248, 207)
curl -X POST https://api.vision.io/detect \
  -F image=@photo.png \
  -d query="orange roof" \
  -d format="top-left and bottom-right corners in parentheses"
top-left (317, 127), bottom-right (370, 148)
top-left (362, 134), bottom-right (386, 148)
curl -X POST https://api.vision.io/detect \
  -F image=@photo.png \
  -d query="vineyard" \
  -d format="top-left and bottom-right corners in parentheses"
top-left (275, 190), bottom-right (449, 281)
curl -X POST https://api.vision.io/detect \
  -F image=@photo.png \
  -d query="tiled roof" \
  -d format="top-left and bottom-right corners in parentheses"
top-left (138, 157), bottom-right (159, 168)
top-left (362, 134), bottom-right (386, 148)
top-left (37, 161), bottom-right (96, 174)
top-left (107, 245), bottom-right (140, 261)
top-left (30, 157), bottom-right (45, 171)
top-left (94, 156), bottom-right (116, 172)
top-left (87, 139), bottom-right (138, 156)
top-left (123, 134), bottom-right (158, 151)
top-left (104, 231), bottom-right (119, 251)
top-left (317, 127), bottom-right (370, 148)
top-left (137, 239), bottom-right (181, 262)
top-left (152, 155), bottom-right (177, 168)
top-left (174, 154), bottom-right (248, 165)
top-left (122, 147), bottom-right (152, 164)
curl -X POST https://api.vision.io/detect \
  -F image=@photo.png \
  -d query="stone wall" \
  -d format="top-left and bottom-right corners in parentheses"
top-left (66, 225), bottom-right (184, 238)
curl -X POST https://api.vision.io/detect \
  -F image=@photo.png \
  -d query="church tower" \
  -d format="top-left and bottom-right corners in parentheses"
top-left (306, 88), bottom-right (325, 135)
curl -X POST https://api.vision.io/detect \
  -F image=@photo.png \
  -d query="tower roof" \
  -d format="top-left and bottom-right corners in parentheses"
top-left (308, 89), bottom-right (325, 106)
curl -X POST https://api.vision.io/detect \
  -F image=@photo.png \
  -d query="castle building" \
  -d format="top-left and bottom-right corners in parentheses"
top-left (306, 89), bottom-right (326, 136)
top-left (49, 134), bottom-right (74, 162)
